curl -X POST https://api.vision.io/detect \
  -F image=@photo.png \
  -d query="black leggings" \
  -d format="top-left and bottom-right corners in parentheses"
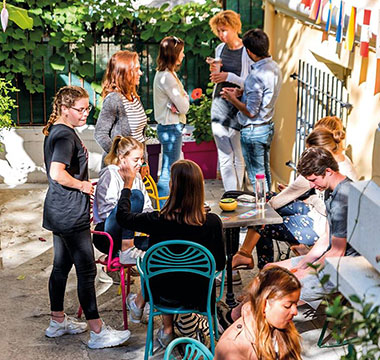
top-left (49, 228), bottom-right (99, 320)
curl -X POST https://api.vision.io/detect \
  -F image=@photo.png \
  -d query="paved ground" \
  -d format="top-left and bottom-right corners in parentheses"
top-left (0, 180), bottom-right (347, 359)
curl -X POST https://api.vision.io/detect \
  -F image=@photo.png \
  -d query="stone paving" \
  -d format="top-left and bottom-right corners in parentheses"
top-left (0, 180), bottom-right (347, 359)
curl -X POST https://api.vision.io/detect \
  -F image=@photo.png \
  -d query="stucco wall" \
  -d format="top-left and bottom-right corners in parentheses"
top-left (264, 0), bottom-right (379, 186)
top-left (0, 126), bottom-right (103, 186)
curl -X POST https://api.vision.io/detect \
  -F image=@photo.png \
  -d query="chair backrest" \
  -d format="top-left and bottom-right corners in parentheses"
top-left (163, 337), bottom-right (214, 360)
top-left (143, 174), bottom-right (169, 210)
top-left (138, 240), bottom-right (216, 309)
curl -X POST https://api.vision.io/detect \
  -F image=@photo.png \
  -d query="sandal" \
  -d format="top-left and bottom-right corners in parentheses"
top-left (232, 250), bottom-right (254, 270)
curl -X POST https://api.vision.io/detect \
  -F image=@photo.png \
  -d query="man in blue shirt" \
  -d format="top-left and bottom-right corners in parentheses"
top-left (222, 29), bottom-right (282, 191)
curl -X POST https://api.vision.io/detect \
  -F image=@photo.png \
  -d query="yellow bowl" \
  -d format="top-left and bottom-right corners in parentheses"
top-left (219, 198), bottom-right (238, 212)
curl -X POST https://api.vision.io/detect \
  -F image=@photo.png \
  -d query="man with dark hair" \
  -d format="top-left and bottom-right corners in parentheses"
top-left (272, 147), bottom-right (357, 309)
top-left (221, 28), bottom-right (282, 191)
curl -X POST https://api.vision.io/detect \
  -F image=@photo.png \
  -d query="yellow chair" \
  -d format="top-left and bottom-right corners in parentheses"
top-left (143, 175), bottom-right (169, 211)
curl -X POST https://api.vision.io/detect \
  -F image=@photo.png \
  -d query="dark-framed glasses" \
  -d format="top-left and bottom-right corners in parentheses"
top-left (71, 104), bottom-right (93, 115)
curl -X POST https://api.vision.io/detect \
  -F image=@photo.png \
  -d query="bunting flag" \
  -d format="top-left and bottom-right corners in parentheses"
top-left (375, 9), bottom-right (380, 95)
top-left (336, 0), bottom-right (344, 43)
top-left (309, 0), bottom-right (321, 21)
top-left (345, 6), bottom-right (356, 51)
top-left (322, 0), bottom-right (332, 42)
top-left (301, 0), bottom-right (312, 8)
top-left (360, 9), bottom-right (371, 57)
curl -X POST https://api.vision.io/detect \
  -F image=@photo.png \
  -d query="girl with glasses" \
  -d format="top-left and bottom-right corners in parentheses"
top-left (42, 86), bottom-right (131, 349)
top-left (153, 36), bottom-right (189, 207)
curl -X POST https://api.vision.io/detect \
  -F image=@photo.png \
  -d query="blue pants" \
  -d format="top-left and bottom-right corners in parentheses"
top-left (93, 190), bottom-right (145, 256)
top-left (240, 122), bottom-right (274, 192)
top-left (49, 228), bottom-right (99, 320)
top-left (256, 201), bottom-right (319, 268)
top-left (156, 123), bottom-right (184, 206)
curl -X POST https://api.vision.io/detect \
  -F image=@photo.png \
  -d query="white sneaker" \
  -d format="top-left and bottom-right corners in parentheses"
top-left (119, 247), bottom-right (145, 265)
top-left (88, 323), bottom-right (131, 349)
top-left (45, 314), bottom-right (87, 338)
top-left (126, 293), bottom-right (143, 323)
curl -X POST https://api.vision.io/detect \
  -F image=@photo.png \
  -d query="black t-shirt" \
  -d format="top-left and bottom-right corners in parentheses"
top-left (42, 124), bottom-right (90, 234)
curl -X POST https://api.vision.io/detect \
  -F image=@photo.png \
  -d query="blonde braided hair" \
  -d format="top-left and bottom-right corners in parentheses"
top-left (42, 86), bottom-right (89, 136)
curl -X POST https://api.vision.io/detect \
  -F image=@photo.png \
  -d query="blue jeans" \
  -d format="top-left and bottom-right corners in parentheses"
top-left (240, 122), bottom-right (274, 192)
top-left (157, 123), bottom-right (184, 204)
top-left (93, 190), bottom-right (144, 256)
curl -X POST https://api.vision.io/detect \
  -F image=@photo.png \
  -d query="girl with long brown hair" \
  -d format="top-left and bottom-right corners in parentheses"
top-left (115, 159), bottom-right (225, 348)
top-left (215, 266), bottom-right (302, 360)
top-left (42, 86), bottom-right (131, 349)
top-left (153, 36), bottom-right (189, 206)
top-left (95, 50), bottom-right (148, 172)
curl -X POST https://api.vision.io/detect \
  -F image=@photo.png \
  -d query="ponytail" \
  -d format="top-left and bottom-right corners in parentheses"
top-left (104, 136), bottom-right (143, 166)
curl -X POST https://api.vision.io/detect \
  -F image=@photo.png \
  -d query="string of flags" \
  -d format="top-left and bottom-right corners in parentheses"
top-left (299, 0), bottom-right (380, 94)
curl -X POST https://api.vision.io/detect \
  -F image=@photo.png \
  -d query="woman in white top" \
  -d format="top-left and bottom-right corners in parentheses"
top-left (232, 116), bottom-right (358, 270)
top-left (208, 10), bottom-right (253, 191)
top-left (95, 50), bottom-right (149, 174)
top-left (153, 36), bottom-right (189, 204)
top-left (93, 136), bottom-right (154, 264)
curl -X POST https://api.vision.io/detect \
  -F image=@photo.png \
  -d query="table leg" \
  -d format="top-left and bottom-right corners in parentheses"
top-left (224, 227), bottom-right (240, 308)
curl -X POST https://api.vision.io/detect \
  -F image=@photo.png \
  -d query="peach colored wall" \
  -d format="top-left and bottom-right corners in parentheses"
top-left (264, 1), bottom-right (379, 186)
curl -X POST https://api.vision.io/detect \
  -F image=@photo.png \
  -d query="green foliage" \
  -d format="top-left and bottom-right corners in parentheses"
top-left (1, 0), bottom-right (221, 94)
top-left (315, 269), bottom-right (380, 359)
top-left (6, 4), bottom-right (33, 30)
top-left (0, 78), bottom-right (18, 130)
top-left (187, 83), bottom-right (214, 144)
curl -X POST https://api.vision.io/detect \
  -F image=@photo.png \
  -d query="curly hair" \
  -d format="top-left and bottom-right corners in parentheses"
top-left (209, 10), bottom-right (242, 36)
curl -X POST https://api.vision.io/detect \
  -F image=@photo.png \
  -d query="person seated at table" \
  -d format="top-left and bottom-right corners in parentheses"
top-left (232, 116), bottom-right (358, 270)
top-left (92, 136), bottom-right (154, 264)
top-left (270, 147), bottom-right (357, 310)
top-left (214, 266), bottom-right (302, 360)
top-left (115, 159), bottom-right (226, 348)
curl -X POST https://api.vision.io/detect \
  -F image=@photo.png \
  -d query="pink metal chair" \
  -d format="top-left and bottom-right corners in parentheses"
top-left (77, 182), bottom-right (134, 330)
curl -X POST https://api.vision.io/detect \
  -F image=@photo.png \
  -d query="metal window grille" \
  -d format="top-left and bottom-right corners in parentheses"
top-left (289, 60), bottom-right (353, 171)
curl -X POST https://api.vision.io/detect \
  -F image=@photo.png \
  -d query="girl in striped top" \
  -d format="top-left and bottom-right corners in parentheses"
top-left (95, 50), bottom-right (148, 173)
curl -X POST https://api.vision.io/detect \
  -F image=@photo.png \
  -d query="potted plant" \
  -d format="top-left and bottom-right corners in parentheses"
top-left (145, 113), bottom-right (161, 182)
top-left (183, 84), bottom-right (217, 179)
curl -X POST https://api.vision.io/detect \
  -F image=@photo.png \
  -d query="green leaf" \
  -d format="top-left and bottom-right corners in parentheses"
top-left (91, 82), bottom-right (102, 94)
top-left (77, 50), bottom-right (92, 62)
top-left (140, 28), bottom-right (153, 41)
top-left (160, 22), bottom-right (173, 33)
top-left (160, 3), bottom-right (170, 11)
top-left (7, 4), bottom-right (33, 30)
top-left (49, 53), bottom-right (66, 71)
top-left (78, 62), bottom-right (93, 78)
top-left (349, 294), bottom-right (361, 304)
top-left (29, 29), bottom-right (43, 42)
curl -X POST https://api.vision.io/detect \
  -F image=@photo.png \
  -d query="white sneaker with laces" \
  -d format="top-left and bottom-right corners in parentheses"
top-left (45, 314), bottom-right (87, 338)
top-left (119, 247), bottom-right (145, 265)
top-left (126, 293), bottom-right (143, 323)
top-left (87, 323), bottom-right (131, 349)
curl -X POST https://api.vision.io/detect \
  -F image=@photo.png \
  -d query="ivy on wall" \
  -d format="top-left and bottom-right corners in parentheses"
top-left (0, 0), bottom-right (221, 94)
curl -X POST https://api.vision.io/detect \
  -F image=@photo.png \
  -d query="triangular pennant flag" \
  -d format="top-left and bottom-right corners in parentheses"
top-left (360, 9), bottom-right (371, 57)
top-left (336, 0), bottom-right (344, 43)
top-left (345, 6), bottom-right (357, 51)
top-left (375, 9), bottom-right (380, 95)
top-left (310, 0), bottom-right (321, 21)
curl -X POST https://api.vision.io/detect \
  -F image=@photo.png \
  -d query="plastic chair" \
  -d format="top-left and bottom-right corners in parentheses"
top-left (163, 337), bottom-right (214, 360)
top-left (137, 240), bottom-right (225, 359)
top-left (143, 174), bottom-right (169, 210)
top-left (77, 182), bottom-right (134, 330)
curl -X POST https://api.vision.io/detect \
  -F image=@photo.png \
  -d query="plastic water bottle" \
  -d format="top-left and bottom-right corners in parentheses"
top-left (255, 174), bottom-right (266, 206)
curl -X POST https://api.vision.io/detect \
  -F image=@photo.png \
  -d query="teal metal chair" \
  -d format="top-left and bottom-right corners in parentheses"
top-left (163, 337), bottom-right (214, 360)
top-left (137, 240), bottom-right (225, 359)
